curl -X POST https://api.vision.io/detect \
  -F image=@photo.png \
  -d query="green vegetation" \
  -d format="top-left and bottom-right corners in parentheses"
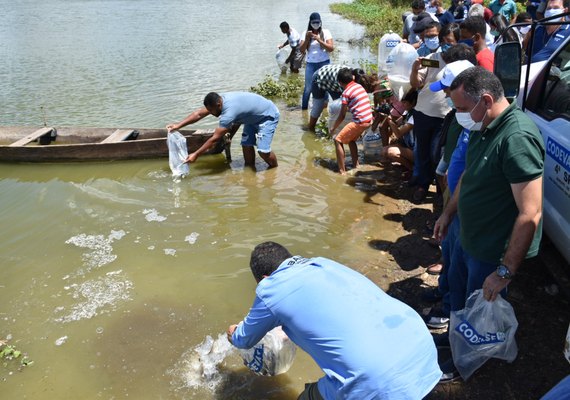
top-left (250, 75), bottom-right (304, 107)
top-left (331, 0), bottom-right (410, 49)
top-left (1, 338), bottom-right (33, 370)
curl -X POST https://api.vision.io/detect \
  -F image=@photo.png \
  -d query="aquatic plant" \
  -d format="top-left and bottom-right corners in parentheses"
top-left (250, 75), bottom-right (303, 107)
top-left (1, 338), bottom-right (33, 370)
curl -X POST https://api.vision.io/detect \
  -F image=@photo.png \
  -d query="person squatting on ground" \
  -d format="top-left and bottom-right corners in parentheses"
top-left (329, 68), bottom-right (373, 175)
top-left (166, 92), bottom-right (279, 170)
top-left (227, 241), bottom-right (442, 400)
top-left (380, 89), bottom-right (418, 173)
top-left (434, 67), bottom-right (545, 381)
top-left (300, 12), bottom-right (334, 110)
top-left (278, 21), bottom-right (303, 73)
top-left (307, 65), bottom-right (379, 131)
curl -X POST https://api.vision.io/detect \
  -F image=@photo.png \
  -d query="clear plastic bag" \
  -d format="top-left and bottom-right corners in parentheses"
top-left (450, 289), bottom-right (519, 380)
top-left (238, 326), bottom-right (297, 376)
top-left (167, 131), bottom-right (189, 179)
top-left (327, 98), bottom-right (351, 134)
top-left (387, 43), bottom-right (417, 100)
top-left (276, 49), bottom-right (288, 73)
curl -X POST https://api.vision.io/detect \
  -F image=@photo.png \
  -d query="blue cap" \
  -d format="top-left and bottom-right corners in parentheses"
top-left (309, 12), bottom-right (321, 22)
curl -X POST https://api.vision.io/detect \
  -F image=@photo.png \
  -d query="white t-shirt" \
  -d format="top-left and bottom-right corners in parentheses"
top-left (288, 28), bottom-right (301, 48)
top-left (414, 52), bottom-right (451, 118)
top-left (301, 28), bottom-right (332, 63)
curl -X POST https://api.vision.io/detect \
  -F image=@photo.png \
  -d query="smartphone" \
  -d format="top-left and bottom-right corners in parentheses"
top-left (420, 58), bottom-right (440, 68)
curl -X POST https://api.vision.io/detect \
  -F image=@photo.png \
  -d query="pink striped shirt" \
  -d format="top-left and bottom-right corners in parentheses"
top-left (341, 81), bottom-right (373, 124)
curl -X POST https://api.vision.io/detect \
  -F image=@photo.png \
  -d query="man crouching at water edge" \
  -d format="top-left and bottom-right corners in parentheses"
top-left (227, 242), bottom-right (442, 399)
top-left (166, 92), bottom-right (279, 170)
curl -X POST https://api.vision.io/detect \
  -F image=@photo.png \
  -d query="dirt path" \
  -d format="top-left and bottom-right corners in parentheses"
top-left (347, 162), bottom-right (570, 400)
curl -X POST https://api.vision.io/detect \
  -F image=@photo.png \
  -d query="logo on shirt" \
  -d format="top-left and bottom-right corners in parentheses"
top-left (455, 320), bottom-right (506, 345)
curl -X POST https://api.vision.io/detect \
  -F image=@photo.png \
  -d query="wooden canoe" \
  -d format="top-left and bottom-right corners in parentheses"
top-left (0, 126), bottom-right (233, 163)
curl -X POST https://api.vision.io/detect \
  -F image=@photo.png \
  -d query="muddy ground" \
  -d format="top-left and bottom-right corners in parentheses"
top-left (345, 162), bottom-right (570, 400)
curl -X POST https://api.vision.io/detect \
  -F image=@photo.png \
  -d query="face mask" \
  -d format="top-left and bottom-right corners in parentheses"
top-left (544, 8), bottom-right (564, 20)
top-left (310, 21), bottom-right (321, 30)
top-left (446, 97), bottom-right (455, 109)
top-left (519, 26), bottom-right (531, 35)
top-left (459, 38), bottom-right (475, 47)
top-left (441, 43), bottom-right (453, 53)
top-left (426, 6), bottom-right (438, 13)
top-left (455, 98), bottom-right (485, 131)
top-left (425, 36), bottom-right (440, 50)
top-left (490, 30), bottom-right (500, 37)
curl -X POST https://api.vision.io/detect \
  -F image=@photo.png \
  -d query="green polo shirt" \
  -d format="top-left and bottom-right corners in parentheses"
top-left (458, 101), bottom-right (545, 264)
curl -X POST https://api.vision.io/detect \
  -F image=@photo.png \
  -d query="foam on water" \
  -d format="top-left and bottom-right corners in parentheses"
top-left (65, 230), bottom-right (126, 271)
top-left (164, 248), bottom-right (177, 256)
top-left (185, 232), bottom-right (199, 245)
top-left (170, 333), bottom-right (236, 393)
top-left (54, 270), bottom-right (133, 323)
top-left (143, 208), bottom-right (167, 222)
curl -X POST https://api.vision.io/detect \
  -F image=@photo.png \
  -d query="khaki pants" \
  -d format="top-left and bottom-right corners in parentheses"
top-left (297, 382), bottom-right (324, 400)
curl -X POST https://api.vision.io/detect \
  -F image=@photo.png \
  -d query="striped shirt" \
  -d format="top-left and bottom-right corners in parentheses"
top-left (342, 81), bottom-right (373, 124)
top-left (314, 64), bottom-right (344, 94)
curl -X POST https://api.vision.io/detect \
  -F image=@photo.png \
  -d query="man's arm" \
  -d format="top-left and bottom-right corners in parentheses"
top-left (228, 296), bottom-right (279, 349)
top-left (482, 176), bottom-right (543, 301)
top-left (185, 126), bottom-right (229, 163)
top-left (167, 107), bottom-right (211, 132)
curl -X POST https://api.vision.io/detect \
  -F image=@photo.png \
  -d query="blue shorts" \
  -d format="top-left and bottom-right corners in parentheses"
top-left (240, 114), bottom-right (279, 153)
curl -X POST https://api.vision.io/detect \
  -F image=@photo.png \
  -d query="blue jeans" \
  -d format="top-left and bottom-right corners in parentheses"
top-left (302, 60), bottom-right (330, 110)
top-left (412, 111), bottom-right (443, 190)
top-left (448, 240), bottom-right (506, 312)
top-left (438, 215), bottom-right (460, 316)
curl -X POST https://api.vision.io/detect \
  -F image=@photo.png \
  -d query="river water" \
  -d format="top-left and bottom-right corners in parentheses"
top-left (0, 1), bottom-right (404, 399)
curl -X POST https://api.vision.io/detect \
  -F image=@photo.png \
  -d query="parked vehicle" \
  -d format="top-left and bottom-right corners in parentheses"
top-left (495, 14), bottom-right (570, 264)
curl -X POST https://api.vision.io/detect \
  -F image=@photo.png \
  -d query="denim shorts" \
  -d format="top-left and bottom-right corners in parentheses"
top-left (240, 114), bottom-right (279, 153)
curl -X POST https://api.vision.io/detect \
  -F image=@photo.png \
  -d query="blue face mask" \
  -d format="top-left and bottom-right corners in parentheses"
top-left (459, 38), bottom-right (474, 47)
top-left (441, 43), bottom-right (452, 53)
top-left (490, 30), bottom-right (500, 37)
top-left (425, 36), bottom-right (440, 50)
top-left (446, 97), bottom-right (454, 109)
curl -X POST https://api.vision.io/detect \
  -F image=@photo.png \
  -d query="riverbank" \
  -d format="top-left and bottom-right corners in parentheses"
top-left (340, 161), bottom-right (570, 399)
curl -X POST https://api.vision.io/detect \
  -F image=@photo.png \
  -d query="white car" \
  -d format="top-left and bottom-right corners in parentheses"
top-left (495, 30), bottom-right (570, 264)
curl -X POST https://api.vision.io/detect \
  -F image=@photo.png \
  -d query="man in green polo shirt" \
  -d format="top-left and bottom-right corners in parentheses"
top-left (433, 67), bottom-right (545, 382)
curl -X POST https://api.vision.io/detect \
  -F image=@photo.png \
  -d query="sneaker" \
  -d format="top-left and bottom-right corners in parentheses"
top-left (422, 287), bottom-right (444, 303)
top-left (439, 358), bottom-right (461, 383)
top-left (422, 308), bottom-right (450, 329)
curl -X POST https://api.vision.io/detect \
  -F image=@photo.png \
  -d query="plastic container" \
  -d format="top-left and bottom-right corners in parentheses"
top-left (378, 31), bottom-right (402, 75)
top-left (387, 43), bottom-right (417, 100)
top-left (362, 129), bottom-right (383, 161)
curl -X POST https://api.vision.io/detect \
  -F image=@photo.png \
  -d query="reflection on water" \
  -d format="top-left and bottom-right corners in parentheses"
top-left (0, 1), bottom-right (391, 399)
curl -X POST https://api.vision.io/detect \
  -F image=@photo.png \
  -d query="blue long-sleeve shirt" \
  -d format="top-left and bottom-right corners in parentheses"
top-left (232, 256), bottom-right (441, 400)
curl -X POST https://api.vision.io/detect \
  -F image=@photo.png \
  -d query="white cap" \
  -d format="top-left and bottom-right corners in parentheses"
top-left (429, 60), bottom-right (475, 92)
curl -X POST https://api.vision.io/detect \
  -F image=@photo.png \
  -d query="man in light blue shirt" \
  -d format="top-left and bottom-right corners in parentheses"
top-left (228, 242), bottom-right (442, 400)
top-left (167, 92), bottom-right (279, 169)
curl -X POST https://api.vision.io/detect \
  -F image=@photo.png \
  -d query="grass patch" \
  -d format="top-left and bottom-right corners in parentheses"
top-left (250, 74), bottom-right (304, 107)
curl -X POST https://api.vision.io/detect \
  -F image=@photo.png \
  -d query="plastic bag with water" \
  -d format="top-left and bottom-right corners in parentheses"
top-left (276, 49), bottom-right (288, 73)
top-left (167, 131), bottom-right (189, 179)
top-left (327, 98), bottom-right (351, 134)
top-left (238, 326), bottom-right (297, 376)
top-left (387, 43), bottom-right (417, 100)
top-left (450, 289), bottom-right (519, 380)
top-left (362, 129), bottom-right (382, 161)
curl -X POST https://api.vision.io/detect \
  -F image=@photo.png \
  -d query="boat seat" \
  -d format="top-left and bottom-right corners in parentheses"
top-left (100, 129), bottom-right (136, 143)
top-left (9, 127), bottom-right (56, 147)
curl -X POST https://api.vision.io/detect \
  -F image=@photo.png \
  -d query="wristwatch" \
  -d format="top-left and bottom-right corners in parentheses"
top-left (496, 264), bottom-right (513, 280)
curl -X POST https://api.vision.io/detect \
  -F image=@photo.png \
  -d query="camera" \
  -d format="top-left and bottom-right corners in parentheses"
top-left (376, 102), bottom-right (392, 115)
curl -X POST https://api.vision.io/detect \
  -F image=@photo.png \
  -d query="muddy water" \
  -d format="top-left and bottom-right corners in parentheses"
top-left (0, 0), bottom-right (407, 398)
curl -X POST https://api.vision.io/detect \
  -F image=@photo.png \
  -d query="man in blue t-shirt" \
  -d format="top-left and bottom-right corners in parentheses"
top-left (530, 0), bottom-right (570, 62)
top-left (228, 242), bottom-right (442, 400)
top-left (167, 92), bottom-right (279, 169)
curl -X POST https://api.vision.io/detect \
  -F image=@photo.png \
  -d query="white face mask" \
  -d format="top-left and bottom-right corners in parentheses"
top-left (455, 98), bottom-right (485, 131)
top-left (519, 26), bottom-right (531, 36)
top-left (544, 8), bottom-right (564, 21)
top-left (310, 21), bottom-right (321, 30)
top-left (426, 5), bottom-right (438, 13)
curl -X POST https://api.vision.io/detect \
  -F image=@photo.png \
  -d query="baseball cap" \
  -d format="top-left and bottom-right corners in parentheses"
top-left (429, 60), bottom-right (475, 92)
top-left (309, 12), bottom-right (321, 22)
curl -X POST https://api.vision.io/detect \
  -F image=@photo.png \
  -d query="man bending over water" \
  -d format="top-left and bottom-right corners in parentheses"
top-left (167, 92), bottom-right (279, 169)
top-left (228, 241), bottom-right (442, 399)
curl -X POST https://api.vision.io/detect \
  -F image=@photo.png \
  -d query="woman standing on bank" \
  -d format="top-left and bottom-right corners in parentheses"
top-left (299, 12), bottom-right (334, 110)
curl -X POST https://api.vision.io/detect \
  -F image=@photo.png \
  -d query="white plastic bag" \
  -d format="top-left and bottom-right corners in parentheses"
top-left (276, 49), bottom-right (288, 73)
top-left (387, 43), bottom-right (417, 100)
top-left (238, 326), bottom-right (297, 376)
top-left (167, 131), bottom-right (189, 179)
top-left (327, 98), bottom-right (351, 134)
top-left (450, 289), bottom-right (519, 380)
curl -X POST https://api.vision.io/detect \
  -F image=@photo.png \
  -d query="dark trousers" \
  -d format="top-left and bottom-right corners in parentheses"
top-left (413, 111), bottom-right (444, 190)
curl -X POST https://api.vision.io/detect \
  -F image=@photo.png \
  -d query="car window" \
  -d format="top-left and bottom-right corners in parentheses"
top-left (537, 40), bottom-right (570, 120)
